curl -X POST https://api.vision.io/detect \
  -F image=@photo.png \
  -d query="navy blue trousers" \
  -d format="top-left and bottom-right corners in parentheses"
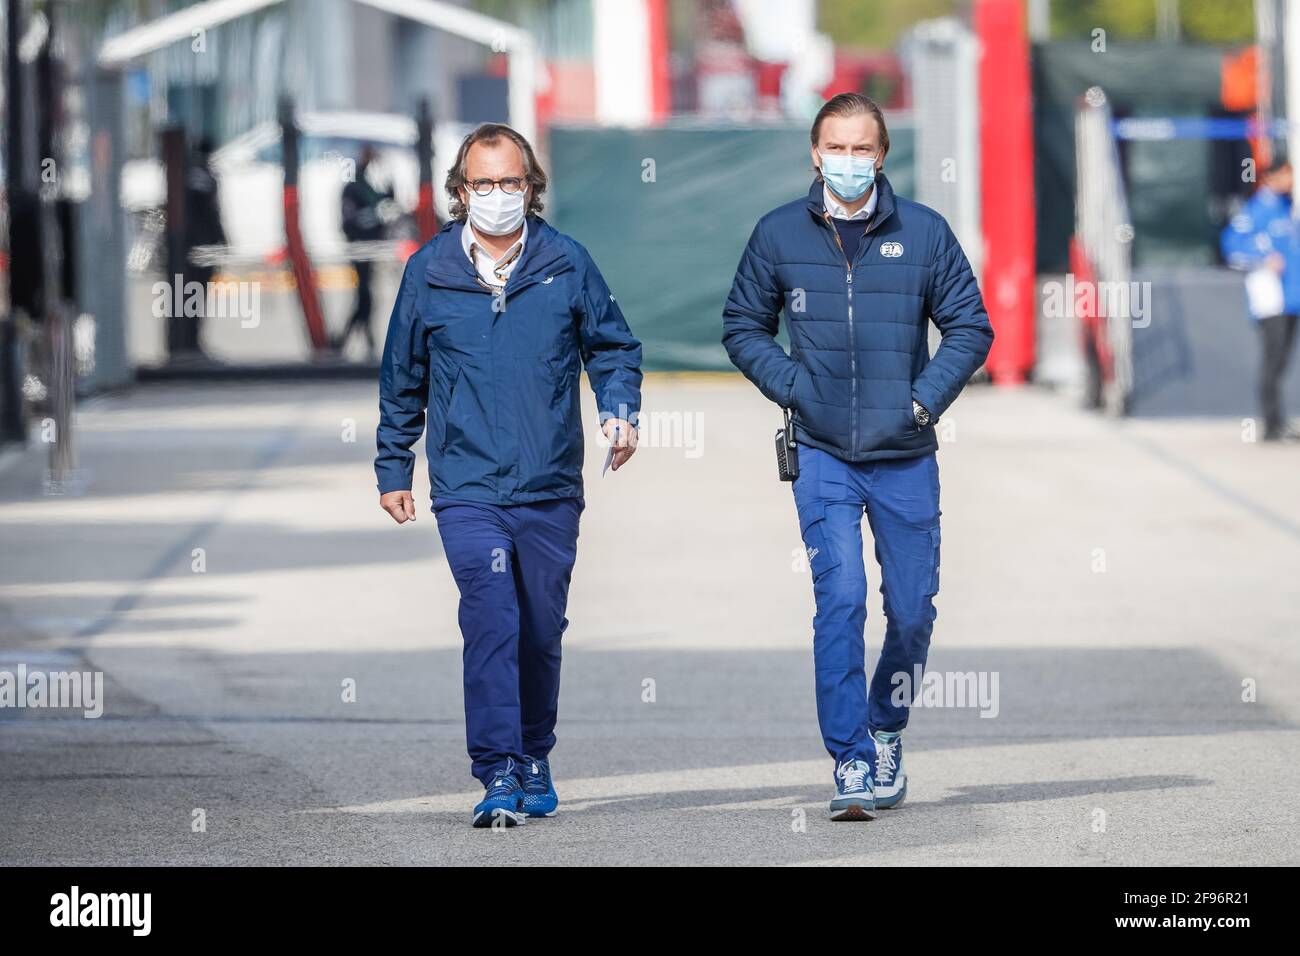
top-left (432, 496), bottom-right (582, 785)
top-left (792, 447), bottom-right (941, 767)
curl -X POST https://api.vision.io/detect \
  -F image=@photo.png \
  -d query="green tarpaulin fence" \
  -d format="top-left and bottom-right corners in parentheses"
top-left (550, 124), bottom-right (915, 371)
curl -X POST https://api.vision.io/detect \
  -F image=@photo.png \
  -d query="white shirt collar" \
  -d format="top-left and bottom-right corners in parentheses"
top-left (823, 183), bottom-right (877, 222)
top-left (461, 219), bottom-right (528, 288)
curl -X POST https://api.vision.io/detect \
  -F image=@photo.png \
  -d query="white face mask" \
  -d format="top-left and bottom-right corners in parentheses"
top-left (466, 186), bottom-right (527, 236)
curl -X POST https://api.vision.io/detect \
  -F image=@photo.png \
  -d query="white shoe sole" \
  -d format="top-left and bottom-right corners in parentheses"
top-left (472, 807), bottom-right (526, 828)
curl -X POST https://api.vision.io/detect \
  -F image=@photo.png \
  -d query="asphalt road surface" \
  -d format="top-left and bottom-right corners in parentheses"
top-left (2, 378), bottom-right (1297, 865)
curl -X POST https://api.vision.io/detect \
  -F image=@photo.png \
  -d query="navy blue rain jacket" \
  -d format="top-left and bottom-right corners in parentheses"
top-left (375, 217), bottom-right (642, 505)
top-left (722, 175), bottom-right (993, 461)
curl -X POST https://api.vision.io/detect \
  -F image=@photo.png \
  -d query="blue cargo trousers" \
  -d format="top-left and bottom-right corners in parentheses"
top-left (792, 446), bottom-right (941, 767)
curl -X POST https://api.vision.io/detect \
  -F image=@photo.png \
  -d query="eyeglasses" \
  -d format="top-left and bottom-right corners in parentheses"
top-left (466, 177), bottom-right (526, 196)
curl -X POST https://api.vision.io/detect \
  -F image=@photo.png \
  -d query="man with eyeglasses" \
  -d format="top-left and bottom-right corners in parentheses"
top-left (375, 123), bottom-right (642, 828)
top-left (723, 93), bottom-right (993, 821)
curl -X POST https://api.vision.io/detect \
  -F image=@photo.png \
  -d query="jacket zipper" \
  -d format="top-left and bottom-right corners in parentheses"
top-left (822, 210), bottom-right (858, 456)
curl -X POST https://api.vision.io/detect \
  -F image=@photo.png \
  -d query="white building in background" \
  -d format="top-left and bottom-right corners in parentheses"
top-left (89, 0), bottom-right (482, 157)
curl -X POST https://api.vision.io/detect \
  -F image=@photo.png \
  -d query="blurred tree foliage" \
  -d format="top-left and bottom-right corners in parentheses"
top-left (818, 0), bottom-right (958, 49)
top-left (1178, 0), bottom-right (1255, 42)
top-left (1050, 0), bottom-right (1254, 44)
top-left (469, 0), bottom-right (1255, 47)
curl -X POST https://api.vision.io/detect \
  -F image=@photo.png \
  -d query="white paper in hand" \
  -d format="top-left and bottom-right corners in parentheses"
top-left (1246, 267), bottom-right (1285, 319)
top-left (602, 443), bottom-right (615, 477)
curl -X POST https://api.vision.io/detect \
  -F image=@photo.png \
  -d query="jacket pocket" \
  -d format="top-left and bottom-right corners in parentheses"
top-left (927, 525), bottom-right (941, 595)
top-left (796, 501), bottom-right (841, 582)
top-left (789, 362), bottom-right (808, 411)
top-left (439, 367), bottom-right (464, 451)
top-left (790, 364), bottom-right (825, 438)
top-left (896, 386), bottom-right (926, 438)
top-left (901, 404), bottom-right (921, 437)
top-left (545, 356), bottom-right (583, 464)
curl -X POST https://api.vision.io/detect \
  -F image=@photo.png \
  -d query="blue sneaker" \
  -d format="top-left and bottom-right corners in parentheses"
top-left (829, 757), bottom-right (876, 821)
top-left (521, 755), bottom-right (558, 817)
top-left (472, 760), bottom-right (526, 828)
top-left (872, 730), bottom-right (907, 809)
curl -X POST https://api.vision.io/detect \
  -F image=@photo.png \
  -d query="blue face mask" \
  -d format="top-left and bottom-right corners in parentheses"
top-left (818, 151), bottom-right (877, 202)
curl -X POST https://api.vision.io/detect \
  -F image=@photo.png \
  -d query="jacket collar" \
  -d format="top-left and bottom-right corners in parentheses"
top-left (425, 216), bottom-right (570, 292)
top-left (806, 172), bottom-right (896, 232)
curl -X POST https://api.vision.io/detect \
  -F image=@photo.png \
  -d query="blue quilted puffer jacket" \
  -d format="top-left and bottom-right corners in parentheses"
top-left (722, 174), bottom-right (993, 462)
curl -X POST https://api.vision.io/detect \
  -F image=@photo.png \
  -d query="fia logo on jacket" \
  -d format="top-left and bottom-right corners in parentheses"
top-left (880, 241), bottom-right (904, 258)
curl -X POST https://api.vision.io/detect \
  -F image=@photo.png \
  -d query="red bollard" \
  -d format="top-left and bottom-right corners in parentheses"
top-left (279, 98), bottom-right (330, 354)
top-left (976, 0), bottom-right (1037, 384)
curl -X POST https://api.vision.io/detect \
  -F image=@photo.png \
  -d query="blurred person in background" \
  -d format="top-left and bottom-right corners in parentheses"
top-left (337, 146), bottom-right (392, 358)
top-left (374, 123), bottom-right (642, 828)
top-left (723, 93), bottom-right (993, 821)
top-left (1221, 158), bottom-right (1300, 443)
top-left (179, 137), bottom-right (226, 358)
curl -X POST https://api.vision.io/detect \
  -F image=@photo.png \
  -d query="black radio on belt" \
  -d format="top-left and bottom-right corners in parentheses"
top-left (775, 406), bottom-right (799, 482)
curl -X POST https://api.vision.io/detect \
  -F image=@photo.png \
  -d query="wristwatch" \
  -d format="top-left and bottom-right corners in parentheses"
top-left (912, 400), bottom-right (931, 428)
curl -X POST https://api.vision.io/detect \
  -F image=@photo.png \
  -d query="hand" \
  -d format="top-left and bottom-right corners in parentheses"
top-left (602, 418), bottom-right (638, 472)
top-left (1267, 252), bottom-right (1286, 274)
top-left (380, 490), bottom-right (416, 524)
